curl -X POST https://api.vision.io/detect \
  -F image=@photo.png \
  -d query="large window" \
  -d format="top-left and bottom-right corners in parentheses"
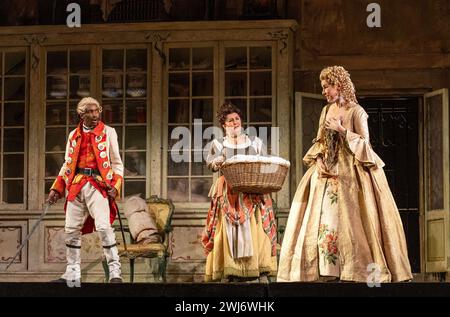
top-left (167, 46), bottom-right (215, 203)
top-left (1, 50), bottom-right (27, 204)
top-left (165, 44), bottom-right (274, 205)
top-left (101, 48), bottom-right (148, 198)
top-left (44, 49), bottom-right (92, 196)
top-left (224, 45), bottom-right (273, 152)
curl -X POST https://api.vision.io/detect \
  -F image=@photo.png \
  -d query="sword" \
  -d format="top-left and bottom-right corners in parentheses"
top-left (5, 203), bottom-right (52, 271)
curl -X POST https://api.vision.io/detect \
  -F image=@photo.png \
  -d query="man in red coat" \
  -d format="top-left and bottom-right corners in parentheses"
top-left (47, 97), bottom-right (124, 283)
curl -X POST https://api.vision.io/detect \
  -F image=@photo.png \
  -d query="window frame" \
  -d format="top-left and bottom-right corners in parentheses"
top-left (0, 47), bottom-right (29, 211)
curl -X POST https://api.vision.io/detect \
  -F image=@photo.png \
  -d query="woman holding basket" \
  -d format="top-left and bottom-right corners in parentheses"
top-left (201, 101), bottom-right (277, 282)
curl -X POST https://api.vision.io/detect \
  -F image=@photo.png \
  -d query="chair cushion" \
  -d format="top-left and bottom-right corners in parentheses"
top-left (118, 243), bottom-right (165, 254)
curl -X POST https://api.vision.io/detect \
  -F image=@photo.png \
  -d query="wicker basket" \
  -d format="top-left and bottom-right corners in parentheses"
top-left (221, 155), bottom-right (290, 194)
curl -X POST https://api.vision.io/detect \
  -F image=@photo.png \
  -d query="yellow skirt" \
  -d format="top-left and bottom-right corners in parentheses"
top-left (204, 207), bottom-right (277, 282)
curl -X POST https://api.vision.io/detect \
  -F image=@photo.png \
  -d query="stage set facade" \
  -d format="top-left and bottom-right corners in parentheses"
top-left (0, 0), bottom-right (449, 283)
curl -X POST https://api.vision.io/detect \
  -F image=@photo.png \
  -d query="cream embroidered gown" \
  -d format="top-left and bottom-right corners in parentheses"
top-left (277, 103), bottom-right (413, 282)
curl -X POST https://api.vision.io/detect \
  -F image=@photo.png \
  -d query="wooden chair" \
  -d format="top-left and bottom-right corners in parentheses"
top-left (104, 195), bottom-right (174, 282)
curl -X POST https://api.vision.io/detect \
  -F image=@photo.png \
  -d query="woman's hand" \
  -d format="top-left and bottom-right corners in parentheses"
top-left (325, 116), bottom-right (346, 135)
top-left (211, 156), bottom-right (225, 170)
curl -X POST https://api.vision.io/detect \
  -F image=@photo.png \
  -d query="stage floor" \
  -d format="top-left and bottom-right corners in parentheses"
top-left (0, 282), bottom-right (449, 297)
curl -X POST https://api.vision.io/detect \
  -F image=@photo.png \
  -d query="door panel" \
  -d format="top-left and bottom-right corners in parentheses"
top-left (424, 89), bottom-right (449, 272)
top-left (294, 92), bottom-right (324, 183)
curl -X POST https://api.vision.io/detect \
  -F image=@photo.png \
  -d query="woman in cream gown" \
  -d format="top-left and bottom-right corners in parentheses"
top-left (201, 102), bottom-right (278, 282)
top-left (278, 66), bottom-right (412, 283)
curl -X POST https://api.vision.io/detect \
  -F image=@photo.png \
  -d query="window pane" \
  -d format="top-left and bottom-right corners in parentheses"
top-left (44, 180), bottom-right (54, 198)
top-left (167, 153), bottom-right (189, 176)
top-left (3, 180), bottom-right (23, 203)
top-left (47, 51), bottom-right (67, 74)
top-left (5, 52), bottom-right (26, 75)
top-left (225, 72), bottom-right (246, 96)
top-left (250, 71), bottom-right (271, 96)
top-left (4, 78), bottom-right (25, 100)
top-left (69, 50), bottom-right (90, 73)
top-left (125, 126), bottom-right (146, 150)
top-left (126, 73), bottom-right (146, 97)
top-left (124, 180), bottom-right (146, 197)
top-left (168, 125), bottom-right (189, 148)
top-left (191, 178), bottom-right (212, 202)
top-left (69, 102), bottom-right (79, 125)
top-left (192, 124), bottom-right (214, 148)
top-left (102, 102), bottom-right (123, 124)
top-left (4, 128), bottom-right (24, 152)
top-left (4, 103), bottom-right (25, 126)
top-left (46, 103), bottom-right (66, 125)
top-left (192, 72), bottom-right (213, 96)
top-left (112, 126), bottom-right (122, 151)
top-left (250, 47), bottom-right (271, 69)
top-left (74, 73), bottom-right (90, 98)
top-left (192, 99), bottom-right (213, 122)
top-left (125, 152), bottom-right (146, 176)
top-left (45, 153), bottom-right (65, 177)
top-left (46, 128), bottom-right (66, 152)
top-left (126, 49), bottom-right (147, 70)
top-left (102, 72), bottom-right (123, 97)
top-left (249, 98), bottom-right (271, 122)
top-left (3, 154), bottom-right (23, 178)
top-left (193, 48), bottom-right (213, 70)
top-left (167, 178), bottom-right (189, 202)
top-left (103, 49), bottom-right (124, 69)
top-left (225, 47), bottom-right (247, 70)
top-left (427, 94), bottom-right (444, 210)
top-left (169, 74), bottom-right (189, 97)
top-left (47, 75), bottom-right (68, 100)
top-left (70, 74), bottom-right (91, 99)
top-left (126, 101), bottom-right (146, 124)
top-left (169, 48), bottom-right (190, 70)
top-left (169, 100), bottom-right (189, 123)
top-left (192, 151), bottom-right (211, 176)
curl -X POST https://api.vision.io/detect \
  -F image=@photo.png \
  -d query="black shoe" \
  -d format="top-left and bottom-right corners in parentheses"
top-left (110, 277), bottom-right (123, 283)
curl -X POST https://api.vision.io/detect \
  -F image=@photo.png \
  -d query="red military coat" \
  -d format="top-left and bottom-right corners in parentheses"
top-left (51, 121), bottom-right (124, 234)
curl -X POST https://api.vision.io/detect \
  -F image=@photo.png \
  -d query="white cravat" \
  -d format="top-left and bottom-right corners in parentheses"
top-left (82, 124), bottom-right (93, 133)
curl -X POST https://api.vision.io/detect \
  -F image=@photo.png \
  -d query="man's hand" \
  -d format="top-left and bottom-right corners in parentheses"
top-left (107, 186), bottom-right (118, 199)
top-left (47, 189), bottom-right (60, 205)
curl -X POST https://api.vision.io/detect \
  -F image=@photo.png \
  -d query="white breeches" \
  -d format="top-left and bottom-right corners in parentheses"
top-left (61, 182), bottom-right (121, 281)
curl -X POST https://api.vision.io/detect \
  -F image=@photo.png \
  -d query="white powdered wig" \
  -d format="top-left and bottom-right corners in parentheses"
top-left (76, 97), bottom-right (102, 115)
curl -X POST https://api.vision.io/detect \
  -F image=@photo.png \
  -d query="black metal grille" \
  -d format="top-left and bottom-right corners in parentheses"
top-left (360, 97), bottom-right (420, 272)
